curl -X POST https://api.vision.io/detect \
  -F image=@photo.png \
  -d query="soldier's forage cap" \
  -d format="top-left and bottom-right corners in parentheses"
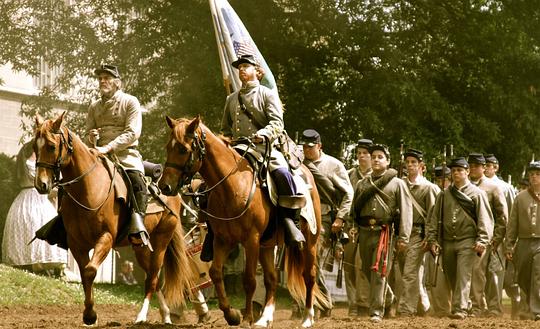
top-left (94, 64), bottom-right (120, 79)
top-left (527, 161), bottom-right (540, 172)
top-left (484, 154), bottom-right (498, 164)
top-left (435, 166), bottom-right (451, 178)
top-left (467, 153), bottom-right (486, 165)
top-left (232, 54), bottom-right (259, 68)
top-left (356, 138), bottom-right (373, 150)
top-left (370, 143), bottom-right (390, 159)
top-left (448, 157), bottom-right (469, 169)
top-left (404, 148), bottom-right (424, 162)
top-left (299, 129), bottom-right (321, 146)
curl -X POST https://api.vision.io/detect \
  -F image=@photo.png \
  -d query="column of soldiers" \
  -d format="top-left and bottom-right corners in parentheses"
top-left (309, 137), bottom-right (540, 322)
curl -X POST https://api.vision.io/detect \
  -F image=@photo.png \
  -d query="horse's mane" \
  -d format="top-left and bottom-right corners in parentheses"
top-left (38, 118), bottom-right (100, 157)
top-left (170, 117), bottom-right (232, 147)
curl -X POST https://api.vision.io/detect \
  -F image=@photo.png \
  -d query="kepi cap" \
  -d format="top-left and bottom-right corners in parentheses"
top-left (467, 152), bottom-right (486, 165)
top-left (356, 138), bottom-right (373, 150)
top-left (299, 129), bottom-right (321, 146)
top-left (527, 161), bottom-right (540, 172)
top-left (370, 143), bottom-right (390, 159)
top-left (449, 157), bottom-right (469, 169)
top-left (434, 166), bottom-right (451, 178)
top-left (232, 54), bottom-right (259, 68)
top-left (94, 64), bottom-right (121, 79)
top-left (404, 148), bottom-right (424, 162)
top-left (484, 154), bottom-right (498, 164)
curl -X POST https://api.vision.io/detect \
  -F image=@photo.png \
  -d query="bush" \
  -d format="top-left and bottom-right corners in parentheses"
top-left (0, 153), bottom-right (18, 261)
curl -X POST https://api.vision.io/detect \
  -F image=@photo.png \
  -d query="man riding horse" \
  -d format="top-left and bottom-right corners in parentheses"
top-left (38, 64), bottom-right (152, 251)
top-left (201, 54), bottom-right (305, 260)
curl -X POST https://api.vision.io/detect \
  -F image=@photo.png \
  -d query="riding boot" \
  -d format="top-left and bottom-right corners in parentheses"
top-left (129, 191), bottom-right (153, 252)
top-left (278, 195), bottom-right (306, 250)
top-left (200, 225), bottom-right (214, 262)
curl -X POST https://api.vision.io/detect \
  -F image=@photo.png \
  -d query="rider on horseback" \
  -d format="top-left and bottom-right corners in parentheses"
top-left (201, 54), bottom-right (305, 261)
top-left (88, 64), bottom-right (151, 250)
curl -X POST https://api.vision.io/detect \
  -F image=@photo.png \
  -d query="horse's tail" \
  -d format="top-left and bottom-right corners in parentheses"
top-left (285, 244), bottom-right (332, 310)
top-left (162, 223), bottom-right (197, 308)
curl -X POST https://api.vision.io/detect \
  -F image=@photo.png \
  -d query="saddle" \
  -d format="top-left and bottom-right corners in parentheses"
top-left (231, 144), bottom-right (317, 235)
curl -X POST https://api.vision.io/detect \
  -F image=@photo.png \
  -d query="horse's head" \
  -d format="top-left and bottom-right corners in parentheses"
top-left (159, 115), bottom-right (206, 196)
top-left (33, 112), bottom-right (73, 194)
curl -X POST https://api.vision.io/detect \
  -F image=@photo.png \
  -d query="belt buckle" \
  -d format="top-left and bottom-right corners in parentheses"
top-left (369, 218), bottom-right (376, 229)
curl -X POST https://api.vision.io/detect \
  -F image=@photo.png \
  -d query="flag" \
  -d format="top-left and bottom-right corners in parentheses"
top-left (209, 0), bottom-right (277, 95)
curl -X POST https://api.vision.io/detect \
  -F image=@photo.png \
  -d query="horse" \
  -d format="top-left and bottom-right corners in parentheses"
top-left (33, 112), bottom-right (195, 325)
top-left (159, 116), bottom-right (330, 328)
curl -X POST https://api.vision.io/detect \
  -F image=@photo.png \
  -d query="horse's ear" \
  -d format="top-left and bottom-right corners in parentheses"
top-left (52, 111), bottom-right (66, 132)
top-left (35, 114), bottom-right (44, 128)
top-left (166, 116), bottom-right (177, 129)
top-left (187, 115), bottom-right (201, 134)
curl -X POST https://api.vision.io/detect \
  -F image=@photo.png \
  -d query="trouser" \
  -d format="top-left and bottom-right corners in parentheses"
top-left (485, 245), bottom-right (505, 315)
top-left (514, 238), bottom-right (540, 317)
top-left (358, 227), bottom-right (395, 317)
top-left (397, 229), bottom-right (425, 315)
top-left (504, 257), bottom-right (529, 318)
top-left (424, 251), bottom-right (451, 316)
top-left (126, 170), bottom-right (148, 212)
top-left (443, 238), bottom-right (477, 316)
top-left (344, 237), bottom-right (370, 309)
top-left (317, 214), bottom-right (334, 308)
top-left (418, 254), bottom-right (431, 313)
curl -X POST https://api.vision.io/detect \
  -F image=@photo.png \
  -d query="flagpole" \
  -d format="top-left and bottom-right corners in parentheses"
top-left (209, 0), bottom-right (233, 94)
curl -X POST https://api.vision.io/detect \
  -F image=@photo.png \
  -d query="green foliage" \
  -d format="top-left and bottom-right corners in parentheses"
top-left (2, 0), bottom-right (539, 180)
top-left (0, 154), bottom-right (18, 261)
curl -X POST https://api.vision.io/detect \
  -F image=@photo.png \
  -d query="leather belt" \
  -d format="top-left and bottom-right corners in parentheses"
top-left (356, 217), bottom-right (393, 229)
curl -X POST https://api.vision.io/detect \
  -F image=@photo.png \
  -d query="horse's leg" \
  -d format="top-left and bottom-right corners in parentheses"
top-left (254, 245), bottom-right (277, 328)
top-left (209, 238), bottom-right (240, 326)
top-left (133, 229), bottom-right (170, 323)
top-left (238, 235), bottom-right (261, 326)
top-left (302, 226), bottom-right (317, 328)
top-left (74, 233), bottom-right (113, 326)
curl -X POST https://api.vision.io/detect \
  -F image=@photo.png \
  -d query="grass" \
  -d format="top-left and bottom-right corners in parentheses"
top-left (0, 264), bottom-right (295, 309)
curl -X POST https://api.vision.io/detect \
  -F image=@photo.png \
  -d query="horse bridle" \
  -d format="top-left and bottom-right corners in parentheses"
top-left (35, 126), bottom-right (114, 211)
top-left (36, 126), bottom-right (74, 184)
top-left (164, 130), bottom-right (258, 221)
top-left (164, 130), bottom-right (207, 192)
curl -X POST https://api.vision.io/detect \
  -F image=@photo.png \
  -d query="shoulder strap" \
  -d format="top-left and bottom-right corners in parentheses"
top-left (449, 185), bottom-right (477, 223)
top-left (238, 94), bottom-right (264, 130)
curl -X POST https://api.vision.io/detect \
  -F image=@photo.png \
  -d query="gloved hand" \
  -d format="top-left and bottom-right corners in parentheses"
top-left (95, 145), bottom-right (110, 154)
top-left (88, 128), bottom-right (100, 146)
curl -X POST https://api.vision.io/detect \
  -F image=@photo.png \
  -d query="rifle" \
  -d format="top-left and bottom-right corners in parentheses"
top-left (431, 144), bottom-right (448, 286)
top-left (431, 157), bottom-right (436, 183)
top-left (398, 139), bottom-right (405, 178)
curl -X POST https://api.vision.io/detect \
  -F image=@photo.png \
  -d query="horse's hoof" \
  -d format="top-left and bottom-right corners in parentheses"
top-left (254, 320), bottom-right (273, 328)
top-left (83, 310), bottom-right (97, 326)
top-left (301, 318), bottom-right (314, 328)
top-left (225, 308), bottom-right (241, 326)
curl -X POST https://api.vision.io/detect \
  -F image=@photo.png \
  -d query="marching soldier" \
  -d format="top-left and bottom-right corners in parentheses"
top-left (506, 161), bottom-right (540, 321)
top-left (427, 157), bottom-right (493, 320)
top-left (300, 129), bottom-right (354, 318)
top-left (467, 153), bottom-right (507, 318)
top-left (345, 138), bottom-right (373, 316)
top-left (351, 144), bottom-right (413, 323)
top-left (397, 149), bottom-right (440, 316)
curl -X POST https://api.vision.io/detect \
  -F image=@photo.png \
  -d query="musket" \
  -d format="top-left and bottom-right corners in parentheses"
top-left (431, 157), bottom-right (436, 183)
top-left (398, 139), bottom-right (405, 178)
top-left (431, 145), bottom-right (447, 286)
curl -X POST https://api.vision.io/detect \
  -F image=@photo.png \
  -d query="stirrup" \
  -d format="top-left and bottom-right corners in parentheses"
top-left (283, 217), bottom-right (305, 250)
top-left (129, 212), bottom-right (153, 252)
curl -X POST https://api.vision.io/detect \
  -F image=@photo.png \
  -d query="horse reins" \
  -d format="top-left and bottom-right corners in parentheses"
top-left (165, 129), bottom-right (259, 221)
top-left (36, 126), bottom-right (116, 211)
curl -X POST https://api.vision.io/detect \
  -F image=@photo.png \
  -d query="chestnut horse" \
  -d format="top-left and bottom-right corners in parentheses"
top-left (159, 116), bottom-right (329, 328)
top-left (33, 113), bottom-right (194, 325)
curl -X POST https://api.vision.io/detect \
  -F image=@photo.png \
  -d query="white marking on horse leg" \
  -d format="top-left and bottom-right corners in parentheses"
top-left (156, 290), bottom-right (172, 324)
top-left (301, 307), bottom-right (315, 328)
top-left (135, 298), bottom-right (151, 323)
top-left (254, 303), bottom-right (275, 328)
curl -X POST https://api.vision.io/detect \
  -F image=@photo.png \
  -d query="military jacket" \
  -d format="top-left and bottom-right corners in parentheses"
top-left (311, 152), bottom-right (354, 219)
top-left (473, 176), bottom-right (507, 244)
top-left (352, 170), bottom-right (413, 243)
top-left (86, 90), bottom-right (144, 173)
top-left (348, 166), bottom-right (372, 189)
top-left (427, 182), bottom-right (492, 246)
top-left (221, 80), bottom-right (283, 145)
top-left (404, 176), bottom-right (440, 225)
top-left (506, 189), bottom-right (540, 252)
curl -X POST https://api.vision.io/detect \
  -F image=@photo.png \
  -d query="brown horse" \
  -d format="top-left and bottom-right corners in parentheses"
top-left (159, 116), bottom-right (329, 328)
top-left (33, 112), bottom-right (195, 325)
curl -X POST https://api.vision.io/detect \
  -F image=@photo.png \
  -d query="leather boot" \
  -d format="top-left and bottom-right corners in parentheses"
top-left (200, 225), bottom-right (214, 262)
top-left (129, 191), bottom-right (153, 251)
top-left (280, 208), bottom-right (305, 250)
